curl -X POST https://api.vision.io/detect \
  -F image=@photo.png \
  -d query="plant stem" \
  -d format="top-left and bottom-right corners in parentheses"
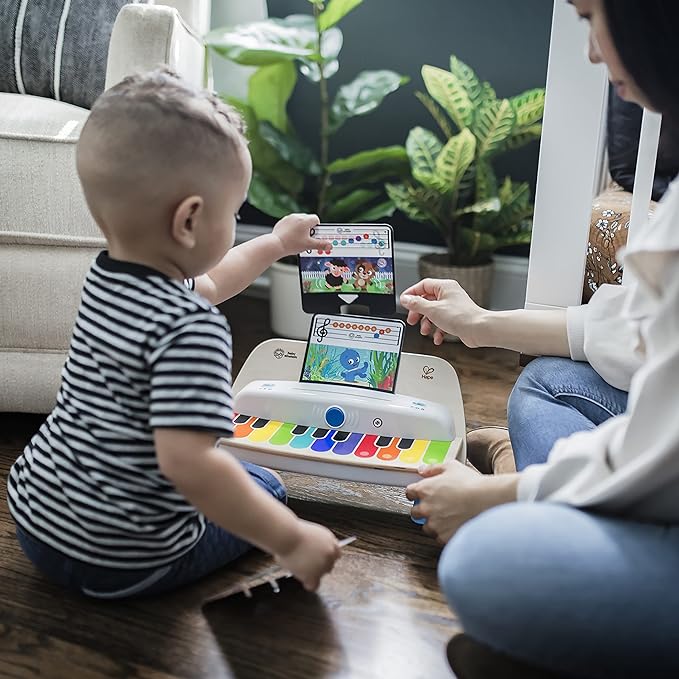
top-left (314, 3), bottom-right (330, 217)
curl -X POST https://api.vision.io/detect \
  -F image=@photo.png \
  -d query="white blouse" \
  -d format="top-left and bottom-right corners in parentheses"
top-left (518, 178), bottom-right (679, 522)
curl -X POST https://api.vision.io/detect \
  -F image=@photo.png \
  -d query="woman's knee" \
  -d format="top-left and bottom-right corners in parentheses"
top-left (438, 503), bottom-right (569, 635)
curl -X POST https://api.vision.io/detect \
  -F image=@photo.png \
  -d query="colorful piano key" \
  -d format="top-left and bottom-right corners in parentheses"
top-left (234, 415), bottom-right (256, 438)
top-left (311, 429), bottom-right (336, 452)
top-left (289, 426), bottom-right (317, 449)
top-left (398, 439), bottom-right (429, 464)
top-left (354, 434), bottom-right (378, 458)
top-left (230, 415), bottom-right (457, 468)
top-left (376, 436), bottom-right (402, 461)
top-left (332, 432), bottom-right (363, 455)
top-left (269, 421), bottom-right (297, 446)
top-left (248, 419), bottom-right (283, 443)
top-left (422, 440), bottom-right (451, 465)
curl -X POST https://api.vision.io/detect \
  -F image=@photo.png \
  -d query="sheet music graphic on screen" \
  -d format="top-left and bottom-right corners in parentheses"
top-left (301, 314), bottom-right (405, 393)
top-left (299, 224), bottom-right (396, 315)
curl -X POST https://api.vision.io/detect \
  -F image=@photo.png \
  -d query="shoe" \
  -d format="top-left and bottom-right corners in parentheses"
top-left (465, 428), bottom-right (516, 475)
top-left (446, 633), bottom-right (571, 679)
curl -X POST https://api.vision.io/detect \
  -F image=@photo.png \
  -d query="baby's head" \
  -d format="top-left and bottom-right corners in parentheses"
top-left (76, 67), bottom-right (251, 277)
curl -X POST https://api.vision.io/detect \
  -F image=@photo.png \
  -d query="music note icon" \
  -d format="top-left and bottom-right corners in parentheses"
top-left (314, 317), bottom-right (331, 343)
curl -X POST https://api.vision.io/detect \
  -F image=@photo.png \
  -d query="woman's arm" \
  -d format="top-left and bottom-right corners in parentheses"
top-left (400, 278), bottom-right (570, 356)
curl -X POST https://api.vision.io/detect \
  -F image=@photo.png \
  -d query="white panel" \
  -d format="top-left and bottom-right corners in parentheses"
top-left (525, 0), bottom-right (608, 310)
top-left (625, 109), bottom-right (662, 256)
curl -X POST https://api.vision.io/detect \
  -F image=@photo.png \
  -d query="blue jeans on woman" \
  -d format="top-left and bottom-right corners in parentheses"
top-left (15, 462), bottom-right (286, 599)
top-left (439, 357), bottom-right (679, 678)
top-left (507, 356), bottom-right (628, 470)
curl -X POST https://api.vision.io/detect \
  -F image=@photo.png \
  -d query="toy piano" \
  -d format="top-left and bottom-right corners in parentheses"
top-left (220, 338), bottom-right (466, 486)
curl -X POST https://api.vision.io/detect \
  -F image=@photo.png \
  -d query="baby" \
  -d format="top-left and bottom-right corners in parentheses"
top-left (7, 68), bottom-right (340, 598)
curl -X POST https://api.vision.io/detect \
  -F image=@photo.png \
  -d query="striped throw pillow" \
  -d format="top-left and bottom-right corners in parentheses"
top-left (0, 0), bottom-right (147, 110)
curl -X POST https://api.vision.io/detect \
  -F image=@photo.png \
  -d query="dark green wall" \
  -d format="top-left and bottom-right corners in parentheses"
top-left (263, 0), bottom-right (553, 245)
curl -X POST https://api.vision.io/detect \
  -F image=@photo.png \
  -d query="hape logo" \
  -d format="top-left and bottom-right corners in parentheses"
top-left (421, 366), bottom-right (435, 380)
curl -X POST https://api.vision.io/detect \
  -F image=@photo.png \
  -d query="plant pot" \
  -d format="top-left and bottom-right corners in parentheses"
top-left (269, 260), bottom-right (314, 340)
top-left (418, 253), bottom-right (494, 307)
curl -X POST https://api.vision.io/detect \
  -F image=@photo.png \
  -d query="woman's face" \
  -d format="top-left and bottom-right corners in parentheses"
top-left (571, 0), bottom-right (653, 110)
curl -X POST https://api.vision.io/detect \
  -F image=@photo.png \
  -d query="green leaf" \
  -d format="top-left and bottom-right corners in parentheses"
top-left (350, 200), bottom-right (396, 223)
top-left (225, 97), bottom-right (304, 196)
top-left (494, 179), bottom-right (533, 231)
top-left (406, 127), bottom-right (442, 175)
top-left (456, 196), bottom-right (501, 216)
top-left (421, 64), bottom-right (473, 131)
top-left (460, 227), bottom-right (498, 261)
top-left (206, 17), bottom-right (317, 66)
top-left (248, 173), bottom-right (303, 218)
top-left (324, 188), bottom-right (381, 221)
top-left (327, 145), bottom-right (408, 174)
top-left (329, 70), bottom-right (408, 133)
top-left (500, 123), bottom-right (542, 152)
top-left (434, 128), bottom-right (476, 193)
top-left (259, 121), bottom-right (321, 175)
top-left (415, 91), bottom-right (455, 139)
top-left (386, 183), bottom-right (443, 224)
top-left (248, 62), bottom-right (297, 132)
top-left (475, 159), bottom-right (498, 201)
top-left (510, 88), bottom-right (545, 127)
top-left (472, 97), bottom-right (516, 157)
top-left (299, 27), bottom-right (343, 82)
top-left (318, 0), bottom-right (363, 31)
top-left (448, 56), bottom-right (484, 109)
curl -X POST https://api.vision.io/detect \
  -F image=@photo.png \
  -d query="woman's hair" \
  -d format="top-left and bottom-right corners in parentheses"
top-left (603, 1), bottom-right (679, 119)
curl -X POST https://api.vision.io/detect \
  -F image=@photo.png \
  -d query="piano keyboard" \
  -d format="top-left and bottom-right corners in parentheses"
top-left (227, 414), bottom-right (457, 469)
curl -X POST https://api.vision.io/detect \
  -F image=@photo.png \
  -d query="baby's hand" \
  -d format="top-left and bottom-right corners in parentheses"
top-left (272, 213), bottom-right (331, 256)
top-left (275, 520), bottom-right (341, 591)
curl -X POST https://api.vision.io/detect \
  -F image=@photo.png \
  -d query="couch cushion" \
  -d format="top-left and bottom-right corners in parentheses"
top-left (0, 92), bottom-right (102, 241)
top-left (0, 0), bottom-right (148, 109)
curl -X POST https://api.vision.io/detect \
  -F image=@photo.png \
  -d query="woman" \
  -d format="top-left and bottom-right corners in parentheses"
top-left (400, 1), bottom-right (679, 677)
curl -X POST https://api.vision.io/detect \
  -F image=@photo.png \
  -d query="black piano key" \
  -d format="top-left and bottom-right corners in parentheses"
top-left (311, 428), bottom-right (329, 438)
top-left (292, 425), bottom-right (309, 435)
top-left (333, 431), bottom-right (351, 442)
top-left (376, 436), bottom-right (392, 447)
top-left (251, 418), bottom-right (269, 429)
top-left (397, 438), bottom-right (414, 450)
top-left (234, 414), bottom-right (250, 425)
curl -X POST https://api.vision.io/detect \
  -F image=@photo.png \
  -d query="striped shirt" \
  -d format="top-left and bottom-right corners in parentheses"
top-left (7, 252), bottom-right (233, 569)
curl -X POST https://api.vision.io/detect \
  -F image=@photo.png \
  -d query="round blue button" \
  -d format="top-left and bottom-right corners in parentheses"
top-left (324, 406), bottom-right (346, 428)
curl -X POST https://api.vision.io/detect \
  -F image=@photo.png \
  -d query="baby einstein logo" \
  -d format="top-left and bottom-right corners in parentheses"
top-left (273, 348), bottom-right (298, 360)
top-left (421, 366), bottom-right (435, 381)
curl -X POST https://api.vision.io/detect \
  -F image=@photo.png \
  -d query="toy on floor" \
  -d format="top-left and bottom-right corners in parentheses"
top-left (204, 536), bottom-right (357, 604)
top-left (220, 223), bottom-right (466, 487)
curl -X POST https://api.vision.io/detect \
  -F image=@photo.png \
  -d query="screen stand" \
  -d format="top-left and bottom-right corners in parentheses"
top-left (339, 303), bottom-right (371, 316)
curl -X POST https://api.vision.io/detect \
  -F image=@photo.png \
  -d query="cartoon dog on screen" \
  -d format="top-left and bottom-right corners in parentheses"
top-left (352, 260), bottom-right (376, 291)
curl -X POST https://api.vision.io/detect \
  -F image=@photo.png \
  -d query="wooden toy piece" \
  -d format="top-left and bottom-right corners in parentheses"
top-left (204, 537), bottom-right (357, 605)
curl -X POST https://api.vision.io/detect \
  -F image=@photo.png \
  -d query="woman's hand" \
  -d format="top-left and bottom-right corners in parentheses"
top-left (406, 461), bottom-right (520, 544)
top-left (400, 278), bottom-right (490, 347)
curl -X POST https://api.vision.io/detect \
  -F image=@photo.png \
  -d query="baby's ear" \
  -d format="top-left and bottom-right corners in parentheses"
top-left (172, 195), bottom-right (204, 248)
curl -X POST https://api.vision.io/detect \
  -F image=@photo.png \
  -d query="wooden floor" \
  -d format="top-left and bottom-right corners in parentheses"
top-left (0, 296), bottom-right (521, 679)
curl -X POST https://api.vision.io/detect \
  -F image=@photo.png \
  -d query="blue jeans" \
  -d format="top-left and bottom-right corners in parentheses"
top-left (508, 356), bottom-right (628, 470)
top-left (15, 462), bottom-right (286, 599)
top-left (438, 503), bottom-right (679, 679)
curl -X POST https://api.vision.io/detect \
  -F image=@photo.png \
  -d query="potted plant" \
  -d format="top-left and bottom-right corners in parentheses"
top-left (386, 56), bottom-right (544, 307)
top-left (206, 0), bottom-right (410, 338)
